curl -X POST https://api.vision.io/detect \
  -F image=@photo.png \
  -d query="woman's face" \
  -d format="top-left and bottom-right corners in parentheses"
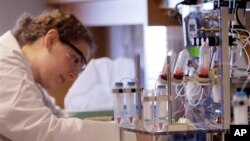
top-left (38, 30), bottom-right (90, 90)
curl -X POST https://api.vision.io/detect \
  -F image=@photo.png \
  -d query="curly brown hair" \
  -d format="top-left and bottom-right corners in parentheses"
top-left (12, 9), bottom-right (95, 53)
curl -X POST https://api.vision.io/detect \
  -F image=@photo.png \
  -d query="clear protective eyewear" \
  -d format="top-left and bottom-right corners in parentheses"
top-left (60, 37), bottom-right (88, 72)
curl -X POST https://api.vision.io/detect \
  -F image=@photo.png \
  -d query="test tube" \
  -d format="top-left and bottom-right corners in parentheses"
top-left (113, 82), bottom-right (124, 125)
top-left (142, 89), bottom-right (155, 132)
top-left (198, 41), bottom-right (210, 78)
top-left (173, 49), bottom-right (189, 80)
top-left (126, 81), bottom-right (138, 127)
top-left (155, 84), bottom-right (168, 131)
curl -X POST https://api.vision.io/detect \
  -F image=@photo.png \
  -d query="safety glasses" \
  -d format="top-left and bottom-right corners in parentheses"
top-left (60, 37), bottom-right (88, 72)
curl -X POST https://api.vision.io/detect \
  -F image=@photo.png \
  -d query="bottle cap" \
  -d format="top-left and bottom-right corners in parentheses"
top-left (235, 91), bottom-right (247, 97)
top-left (115, 82), bottom-right (123, 87)
top-left (127, 81), bottom-right (136, 86)
top-left (157, 84), bottom-right (166, 89)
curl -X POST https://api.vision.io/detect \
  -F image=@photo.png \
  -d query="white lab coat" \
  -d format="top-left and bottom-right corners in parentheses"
top-left (0, 31), bottom-right (119, 141)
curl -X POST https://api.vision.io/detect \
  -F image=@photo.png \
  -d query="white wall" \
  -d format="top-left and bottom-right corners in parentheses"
top-left (108, 25), bottom-right (144, 59)
top-left (0, 0), bottom-right (45, 35)
top-left (52, 0), bottom-right (148, 27)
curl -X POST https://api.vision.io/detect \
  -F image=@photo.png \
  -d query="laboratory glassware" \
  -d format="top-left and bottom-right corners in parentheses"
top-left (142, 89), bottom-right (156, 132)
top-left (113, 82), bottom-right (126, 125)
top-left (159, 50), bottom-right (177, 81)
top-left (155, 84), bottom-right (168, 131)
top-left (126, 81), bottom-right (138, 127)
top-left (173, 49), bottom-right (189, 80)
top-left (198, 41), bottom-right (211, 78)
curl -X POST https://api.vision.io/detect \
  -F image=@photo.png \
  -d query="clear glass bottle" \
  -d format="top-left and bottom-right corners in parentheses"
top-left (126, 81), bottom-right (138, 127)
top-left (113, 82), bottom-right (124, 125)
top-left (155, 84), bottom-right (168, 131)
top-left (198, 41), bottom-right (210, 78)
top-left (173, 49), bottom-right (189, 80)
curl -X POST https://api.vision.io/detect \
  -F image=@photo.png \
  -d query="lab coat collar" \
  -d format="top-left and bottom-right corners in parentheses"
top-left (0, 30), bottom-right (34, 80)
top-left (0, 31), bottom-right (22, 53)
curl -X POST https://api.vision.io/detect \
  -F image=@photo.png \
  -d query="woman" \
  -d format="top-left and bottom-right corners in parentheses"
top-left (0, 9), bottom-right (118, 141)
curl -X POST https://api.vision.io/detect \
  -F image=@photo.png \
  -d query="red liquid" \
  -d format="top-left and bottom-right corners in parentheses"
top-left (160, 73), bottom-right (168, 81)
top-left (117, 117), bottom-right (121, 124)
top-left (216, 116), bottom-right (221, 124)
top-left (158, 122), bottom-right (164, 129)
top-left (129, 116), bottom-right (133, 123)
top-left (173, 70), bottom-right (184, 80)
top-left (198, 68), bottom-right (209, 78)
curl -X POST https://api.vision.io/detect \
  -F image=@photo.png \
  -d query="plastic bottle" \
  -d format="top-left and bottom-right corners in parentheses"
top-left (113, 82), bottom-right (125, 125)
top-left (173, 49), bottom-right (189, 80)
top-left (142, 89), bottom-right (155, 132)
top-left (232, 91), bottom-right (248, 125)
top-left (159, 50), bottom-right (177, 81)
top-left (155, 84), bottom-right (168, 131)
top-left (126, 81), bottom-right (138, 127)
top-left (198, 41), bottom-right (210, 78)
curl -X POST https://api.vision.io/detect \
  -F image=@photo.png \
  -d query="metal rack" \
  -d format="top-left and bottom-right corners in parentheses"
top-left (116, 1), bottom-right (249, 140)
top-left (119, 126), bottom-right (225, 141)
